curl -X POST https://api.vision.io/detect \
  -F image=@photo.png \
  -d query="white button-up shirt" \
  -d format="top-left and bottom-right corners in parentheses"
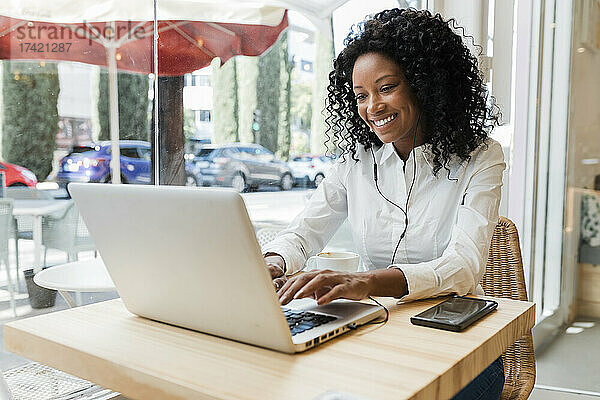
top-left (263, 138), bottom-right (505, 301)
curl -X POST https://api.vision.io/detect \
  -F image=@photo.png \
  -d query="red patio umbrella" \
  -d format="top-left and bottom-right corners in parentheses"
top-left (0, 13), bottom-right (288, 182)
top-left (0, 15), bottom-right (288, 75)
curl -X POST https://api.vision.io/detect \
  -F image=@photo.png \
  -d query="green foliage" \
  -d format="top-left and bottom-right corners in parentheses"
top-left (211, 57), bottom-right (239, 143)
top-left (1, 61), bottom-right (59, 181)
top-left (291, 78), bottom-right (312, 131)
top-left (98, 70), bottom-right (149, 141)
top-left (236, 57), bottom-right (259, 143)
top-left (311, 23), bottom-right (335, 154)
top-left (277, 33), bottom-right (293, 161)
top-left (209, 31), bottom-right (293, 160)
top-left (256, 35), bottom-right (282, 153)
top-left (183, 108), bottom-right (196, 139)
top-left (291, 130), bottom-right (310, 155)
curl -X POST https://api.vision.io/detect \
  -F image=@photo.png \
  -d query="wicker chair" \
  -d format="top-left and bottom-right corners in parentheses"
top-left (481, 216), bottom-right (536, 400)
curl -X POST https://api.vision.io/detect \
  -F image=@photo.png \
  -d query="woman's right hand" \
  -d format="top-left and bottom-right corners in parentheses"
top-left (264, 254), bottom-right (287, 291)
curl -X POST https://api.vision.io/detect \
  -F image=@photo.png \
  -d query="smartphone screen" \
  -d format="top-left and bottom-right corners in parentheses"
top-left (411, 296), bottom-right (498, 331)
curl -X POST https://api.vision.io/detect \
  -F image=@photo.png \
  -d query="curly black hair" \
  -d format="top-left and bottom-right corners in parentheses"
top-left (324, 8), bottom-right (501, 175)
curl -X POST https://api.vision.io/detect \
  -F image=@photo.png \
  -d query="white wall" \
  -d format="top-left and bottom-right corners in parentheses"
top-left (434, 0), bottom-right (488, 54)
top-left (183, 86), bottom-right (213, 111)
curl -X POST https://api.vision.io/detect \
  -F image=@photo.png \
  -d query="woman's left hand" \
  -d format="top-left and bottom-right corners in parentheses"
top-left (278, 270), bottom-right (372, 306)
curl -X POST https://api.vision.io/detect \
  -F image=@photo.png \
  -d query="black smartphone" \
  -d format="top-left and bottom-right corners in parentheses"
top-left (410, 296), bottom-right (498, 332)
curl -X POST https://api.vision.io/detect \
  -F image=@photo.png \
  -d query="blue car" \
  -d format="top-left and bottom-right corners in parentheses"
top-left (57, 140), bottom-right (202, 187)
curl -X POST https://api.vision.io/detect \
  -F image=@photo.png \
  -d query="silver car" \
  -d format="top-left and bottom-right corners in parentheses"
top-left (288, 154), bottom-right (335, 187)
top-left (190, 143), bottom-right (294, 192)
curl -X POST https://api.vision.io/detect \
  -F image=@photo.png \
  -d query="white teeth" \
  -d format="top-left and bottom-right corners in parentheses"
top-left (373, 114), bottom-right (396, 127)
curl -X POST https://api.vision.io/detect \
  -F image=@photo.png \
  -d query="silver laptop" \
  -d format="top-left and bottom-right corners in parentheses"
top-left (69, 183), bottom-right (385, 353)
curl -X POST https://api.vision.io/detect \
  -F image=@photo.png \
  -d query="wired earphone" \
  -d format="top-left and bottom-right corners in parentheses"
top-left (369, 112), bottom-right (422, 265)
top-left (355, 113), bottom-right (423, 328)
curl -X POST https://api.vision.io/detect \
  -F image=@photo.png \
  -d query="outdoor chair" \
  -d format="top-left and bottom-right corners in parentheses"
top-left (6, 187), bottom-right (54, 277)
top-left (482, 216), bottom-right (536, 400)
top-left (0, 198), bottom-right (17, 316)
top-left (42, 200), bottom-right (96, 266)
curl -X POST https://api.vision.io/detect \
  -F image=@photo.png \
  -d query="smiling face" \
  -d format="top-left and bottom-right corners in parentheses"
top-left (352, 52), bottom-right (423, 156)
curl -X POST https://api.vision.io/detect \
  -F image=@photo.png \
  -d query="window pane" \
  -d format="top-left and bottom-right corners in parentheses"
top-left (155, 9), bottom-right (342, 248)
top-left (120, 148), bottom-right (140, 159)
top-left (0, 14), bottom-right (156, 316)
top-left (67, 146), bottom-right (97, 156)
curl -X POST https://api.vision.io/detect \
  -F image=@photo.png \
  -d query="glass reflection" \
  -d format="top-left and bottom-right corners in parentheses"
top-left (0, 14), bottom-right (156, 319)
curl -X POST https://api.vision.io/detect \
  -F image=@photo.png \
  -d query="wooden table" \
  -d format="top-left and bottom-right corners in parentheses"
top-left (4, 296), bottom-right (534, 400)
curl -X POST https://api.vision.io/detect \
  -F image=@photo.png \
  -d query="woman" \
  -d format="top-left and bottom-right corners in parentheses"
top-left (263, 8), bottom-right (505, 400)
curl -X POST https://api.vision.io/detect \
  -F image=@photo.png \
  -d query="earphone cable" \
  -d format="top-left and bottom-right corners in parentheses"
top-left (370, 112), bottom-right (421, 265)
top-left (391, 116), bottom-right (419, 263)
top-left (371, 149), bottom-right (408, 219)
top-left (348, 296), bottom-right (389, 329)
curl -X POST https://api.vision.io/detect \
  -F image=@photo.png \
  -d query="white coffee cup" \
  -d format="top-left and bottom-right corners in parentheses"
top-left (305, 251), bottom-right (360, 272)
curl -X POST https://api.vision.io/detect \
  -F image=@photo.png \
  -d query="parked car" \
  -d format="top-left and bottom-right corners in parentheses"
top-left (0, 161), bottom-right (38, 187)
top-left (185, 161), bottom-right (203, 187)
top-left (57, 140), bottom-right (203, 187)
top-left (288, 154), bottom-right (334, 187)
top-left (189, 143), bottom-right (294, 192)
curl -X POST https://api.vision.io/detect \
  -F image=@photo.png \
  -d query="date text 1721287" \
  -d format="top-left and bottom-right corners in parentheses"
top-left (19, 43), bottom-right (72, 53)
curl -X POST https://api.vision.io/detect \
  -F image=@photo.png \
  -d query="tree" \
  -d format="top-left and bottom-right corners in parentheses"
top-left (290, 78), bottom-right (312, 156)
top-left (255, 35), bottom-right (282, 153)
top-left (149, 76), bottom-right (185, 185)
top-left (211, 57), bottom-right (239, 143)
top-left (98, 70), bottom-right (149, 141)
top-left (1, 61), bottom-right (59, 181)
top-left (311, 22), bottom-right (335, 155)
top-left (277, 32), bottom-right (293, 161)
top-left (183, 108), bottom-right (196, 139)
top-left (209, 31), bottom-right (292, 158)
top-left (291, 78), bottom-right (312, 132)
top-left (236, 56), bottom-right (259, 143)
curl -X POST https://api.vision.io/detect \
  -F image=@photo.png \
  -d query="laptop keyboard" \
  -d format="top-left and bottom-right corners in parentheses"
top-left (282, 308), bottom-right (338, 336)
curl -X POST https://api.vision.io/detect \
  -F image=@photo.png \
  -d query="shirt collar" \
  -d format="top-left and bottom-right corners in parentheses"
top-left (375, 142), bottom-right (468, 178)
top-left (376, 142), bottom-right (435, 172)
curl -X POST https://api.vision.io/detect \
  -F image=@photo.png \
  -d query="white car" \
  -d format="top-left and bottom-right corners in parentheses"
top-left (288, 155), bottom-right (334, 187)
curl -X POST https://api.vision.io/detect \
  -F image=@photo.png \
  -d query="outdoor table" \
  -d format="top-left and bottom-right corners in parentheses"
top-left (4, 295), bottom-right (535, 399)
top-left (33, 258), bottom-right (115, 307)
top-left (12, 200), bottom-right (70, 273)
